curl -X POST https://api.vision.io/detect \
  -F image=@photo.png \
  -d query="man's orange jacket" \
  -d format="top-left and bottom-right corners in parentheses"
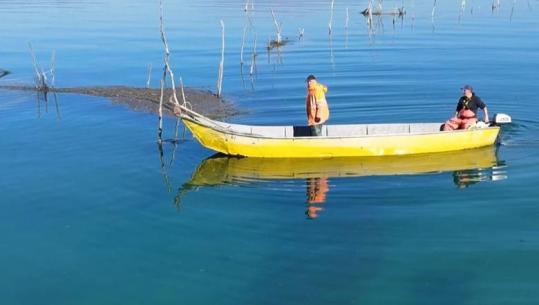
top-left (306, 83), bottom-right (330, 126)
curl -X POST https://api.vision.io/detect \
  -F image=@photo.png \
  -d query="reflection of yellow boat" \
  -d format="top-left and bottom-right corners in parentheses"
top-left (184, 147), bottom-right (500, 186)
top-left (180, 111), bottom-right (501, 158)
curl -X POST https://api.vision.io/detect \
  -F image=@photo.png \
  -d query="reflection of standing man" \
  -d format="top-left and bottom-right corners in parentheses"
top-left (306, 177), bottom-right (329, 219)
top-left (306, 75), bottom-right (330, 136)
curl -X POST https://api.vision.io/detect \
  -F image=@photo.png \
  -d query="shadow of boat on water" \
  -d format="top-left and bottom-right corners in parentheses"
top-left (176, 147), bottom-right (508, 214)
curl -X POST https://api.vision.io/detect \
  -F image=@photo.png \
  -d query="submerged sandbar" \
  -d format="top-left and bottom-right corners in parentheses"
top-left (0, 84), bottom-right (239, 119)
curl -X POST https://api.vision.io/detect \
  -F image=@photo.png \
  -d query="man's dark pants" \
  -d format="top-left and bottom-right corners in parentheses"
top-left (310, 124), bottom-right (323, 136)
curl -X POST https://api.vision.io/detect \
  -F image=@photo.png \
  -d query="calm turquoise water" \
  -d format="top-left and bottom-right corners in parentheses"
top-left (2, 1), bottom-right (539, 304)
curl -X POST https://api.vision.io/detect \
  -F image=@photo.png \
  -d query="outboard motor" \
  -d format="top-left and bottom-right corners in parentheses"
top-left (492, 113), bottom-right (512, 126)
top-left (491, 113), bottom-right (512, 145)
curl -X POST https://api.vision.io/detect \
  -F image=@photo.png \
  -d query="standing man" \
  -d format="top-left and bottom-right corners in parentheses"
top-left (306, 75), bottom-right (330, 136)
top-left (443, 84), bottom-right (489, 131)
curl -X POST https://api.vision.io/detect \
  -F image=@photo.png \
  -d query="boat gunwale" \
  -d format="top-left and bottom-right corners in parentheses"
top-left (181, 116), bottom-right (501, 140)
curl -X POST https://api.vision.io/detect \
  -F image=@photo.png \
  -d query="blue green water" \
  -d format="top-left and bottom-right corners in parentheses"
top-left (1, 0), bottom-right (539, 304)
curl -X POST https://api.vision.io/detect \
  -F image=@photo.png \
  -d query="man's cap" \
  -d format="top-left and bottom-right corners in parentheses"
top-left (461, 84), bottom-right (473, 92)
top-left (306, 74), bottom-right (316, 82)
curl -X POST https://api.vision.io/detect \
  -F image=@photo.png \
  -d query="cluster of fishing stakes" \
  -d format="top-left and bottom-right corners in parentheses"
top-left (27, 43), bottom-right (60, 118)
top-left (154, 0), bottom-right (527, 142)
top-left (157, 0), bottom-right (188, 143)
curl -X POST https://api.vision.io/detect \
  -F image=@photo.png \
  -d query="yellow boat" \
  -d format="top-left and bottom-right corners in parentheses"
top-left (180, 147), bottom-right (505, 189)
top-left (179, 108), bottom-right (510, 158)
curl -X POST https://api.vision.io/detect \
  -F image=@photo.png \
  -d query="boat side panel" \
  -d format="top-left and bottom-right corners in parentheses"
top-left (183, 119), bottom-right (500, 158)
top-left (183, 119), bottom-right (234, 155)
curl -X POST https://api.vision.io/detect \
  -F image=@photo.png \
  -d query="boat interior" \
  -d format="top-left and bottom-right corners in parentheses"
top-left (211, 120), bottom-right (446, 138)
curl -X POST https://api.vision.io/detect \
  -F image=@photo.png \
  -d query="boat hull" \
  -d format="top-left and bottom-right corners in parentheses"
top-left (182, 119), bottom-right (501, 158)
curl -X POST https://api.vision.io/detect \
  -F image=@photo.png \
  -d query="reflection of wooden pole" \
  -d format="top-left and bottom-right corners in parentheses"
top-left (52, 91), bottom-right (61, 120)
top-left (0, 69), bottom-right (9, 79)
top-left (157, 142), bottom-right (173, 193)
top-left (510, 0), bottom-right (516, 22)
top-left (173, 116), bottom-right (181, 142)
top-left (250, 34), bottom-right (257, 76)
top-left (217, 20), bottom-right (225, 98)
top-left (240, 26), bottom-right (247, 66)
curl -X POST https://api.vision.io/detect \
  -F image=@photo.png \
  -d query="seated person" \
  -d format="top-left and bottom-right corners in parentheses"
top-left (443, 85), bottom-right (489, 131)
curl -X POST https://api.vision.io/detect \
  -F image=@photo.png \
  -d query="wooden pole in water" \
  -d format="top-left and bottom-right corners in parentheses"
top-left (179, 77), bottom-right (188, 140)
top-left (49, 50), bottom-right (56, 88)
top-left (159, 0), bottom-right (180, 107)
top-left (243, 0), bottom-right (254, 12)
top-left (217, 19), bottom-right (225, 98)
top-left (158, 1), bottom-right (167, 141)
top-left (367, 0), bottom-right (374, 39)
top-left (345, 7), bottom-right (349, 30)
top-left (270, 9), bottom-right (282, 45)
top-left (179, 77), bottom-right (187, 105)
top-left (459, 0), bottom-right (466, 23)
top-left (28, 43), bottom-right (47, 91)
top-left (158, 0), bottom-right (183, 141)
top-left (146, 63), bottom-right (152, 88)
top-left (329, 0), bottom-right (335, 35)
top-left (344, 8), bottom-right (349, 48)
top-left (28, 43), bottom-right (41, 84)
top-left (158, 78), bottom-right (165, 141)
